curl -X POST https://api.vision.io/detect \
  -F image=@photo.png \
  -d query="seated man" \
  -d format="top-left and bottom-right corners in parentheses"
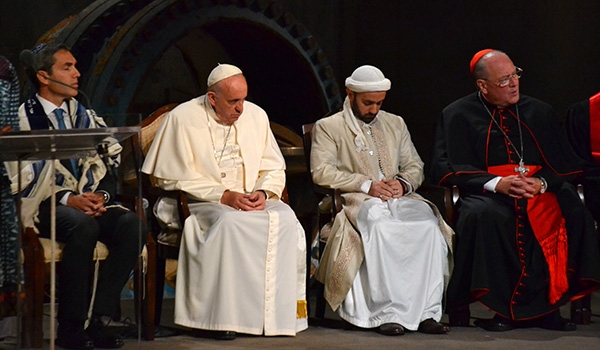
top-left (311, 65), bottom-right (453, 336)
top-left (430, 49), bottom-right (600, 332)
top-left (565, 91), bottom-right (600, 226)
top-left (8, 43), bottom-right (146, 349)
top-left (142, 64), bottom-right (308, 340)
top-left (0, 56), bottom-right (20, 339)
top-left (564, 91), bottom-right (600, 323)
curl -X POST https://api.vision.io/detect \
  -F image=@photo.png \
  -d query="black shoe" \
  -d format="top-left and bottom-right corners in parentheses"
top-left (86, 316), bottom-right (124, 348)
top-left (210, 330), bottom-right (237, 340)
top-left (418, 318), bottom-right (450, 334)
top-left (474, 314), bottom-right (514, 332)
top-left (539, 311), bottom-right (576, 331)
top-left (377, 323), bottom-right (405, 336)
top-left (56, 324), bottom-right (94, 350)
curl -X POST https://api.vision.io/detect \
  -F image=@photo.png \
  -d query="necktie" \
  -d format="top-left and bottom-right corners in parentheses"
top-left (54, 108), bottom-right (80, 178)
top-left (55, 108), bottom-right (67, 130)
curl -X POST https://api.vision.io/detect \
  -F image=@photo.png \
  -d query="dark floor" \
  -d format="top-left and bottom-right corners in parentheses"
top-left (10, 289), bottom-right (600, 349)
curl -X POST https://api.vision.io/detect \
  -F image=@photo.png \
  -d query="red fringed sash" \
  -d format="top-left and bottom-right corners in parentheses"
top-left (590, 92), bottom-right (600, 164)
top-left (488, 165), bottom-right (568, 304)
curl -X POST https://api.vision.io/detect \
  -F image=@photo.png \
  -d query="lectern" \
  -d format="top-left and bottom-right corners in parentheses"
top-left (0, 127), bottom-right (140, 349)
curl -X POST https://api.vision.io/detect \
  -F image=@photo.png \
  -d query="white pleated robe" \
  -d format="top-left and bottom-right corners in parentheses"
top-left (142, 96), bottom-right (307, 335)
top-left (339, 197), bottom-right (448, 330)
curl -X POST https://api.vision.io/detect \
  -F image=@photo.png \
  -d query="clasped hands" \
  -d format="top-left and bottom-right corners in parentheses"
top-left (221, 190), bottom-right (267, 211)
top-left (369, 179), bottom-right (404, 201)
top-left (67, 192), bottom-right (107, 217)
top-left (495, 175), bottom-right (543, 199)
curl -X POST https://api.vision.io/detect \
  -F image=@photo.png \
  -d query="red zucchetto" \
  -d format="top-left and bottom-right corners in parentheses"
top-left (469, 49), bottom-right (494, 76)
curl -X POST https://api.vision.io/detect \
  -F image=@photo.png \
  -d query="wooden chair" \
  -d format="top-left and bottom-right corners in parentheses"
top-left (301, 122), bottom-right (455, 319)
top-left (20, 144), bottom-right (157, 348)
top-left (134, 103), bottom-right (190, 326)
top-left (563, 109), bottom-right (597, 325)
top-left (301, 123), bottom-right (342, 319)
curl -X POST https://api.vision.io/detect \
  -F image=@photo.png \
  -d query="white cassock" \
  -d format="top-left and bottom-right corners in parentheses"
top-left (142, 96), bottom-right (307, 335)
top-left (339, 197), bottom-right (448, 331)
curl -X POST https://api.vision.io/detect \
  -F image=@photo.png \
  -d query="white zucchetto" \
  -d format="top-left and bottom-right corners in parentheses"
top-left (207, 63), bottom-right (243, 87)
top-left (345, 65), bottom-right (391, 93)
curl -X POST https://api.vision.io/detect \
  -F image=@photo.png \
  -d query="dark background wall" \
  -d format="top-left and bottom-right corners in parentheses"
top-left (1, 0), bottom-right (599, 165)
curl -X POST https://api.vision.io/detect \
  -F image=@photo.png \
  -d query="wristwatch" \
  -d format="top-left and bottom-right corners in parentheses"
top-left (538, 177), bottom-right (547, 194)
top-left (97, 191), bottom-right (110, 203)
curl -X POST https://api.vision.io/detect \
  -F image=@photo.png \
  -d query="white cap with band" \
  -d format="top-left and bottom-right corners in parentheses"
top-left (345, 65), bottom-right (391, 93)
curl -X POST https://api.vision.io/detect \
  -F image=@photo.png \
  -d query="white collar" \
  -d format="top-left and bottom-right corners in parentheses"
top-left (36, 93), bottom-right (69, 116)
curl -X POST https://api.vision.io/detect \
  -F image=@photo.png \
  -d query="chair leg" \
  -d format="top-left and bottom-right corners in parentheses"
top-left (448, 304), bottom-right (471, 327)
top-left (315, 281), bottom-right (327, 319)
top-left (314, 231), bottom-right (327, 319)
top-left (571, 295), bottom-right (592, 325)
top-left (144, 238), bottom-right (157, 340)
top-left (21, 229), bottom-right (45, 348)
top-left (134, 238), bottom-right (156, 340)
top-left (304, 217), bottom-right (313, 319)
top-left (154, 256), bottom-right (167, 326)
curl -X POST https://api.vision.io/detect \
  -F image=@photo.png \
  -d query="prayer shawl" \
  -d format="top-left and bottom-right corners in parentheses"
top-left (312, 97), bottom-right (454, 310)
top-left (7, 96), bottom-right (121, 231)
top-left (0, 56), bottom-right (22, 306)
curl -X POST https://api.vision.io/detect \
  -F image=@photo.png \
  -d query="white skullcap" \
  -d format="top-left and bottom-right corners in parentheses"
top-left (207, 63), bottom-right (243, 87)
top-left (345, 65), bottom-right (391, 93)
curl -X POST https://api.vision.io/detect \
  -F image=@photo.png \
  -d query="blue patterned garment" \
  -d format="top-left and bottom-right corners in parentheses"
top-left (0, 56), bottom-right (22, 317)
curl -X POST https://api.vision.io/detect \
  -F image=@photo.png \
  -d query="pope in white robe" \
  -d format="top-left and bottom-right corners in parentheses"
top-left (141, 64), bottom-right (307, 338)
top-left (311, 65), bottom-right (454, 335)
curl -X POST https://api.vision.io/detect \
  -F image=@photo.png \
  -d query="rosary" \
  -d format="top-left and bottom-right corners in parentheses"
top-left (478, 92), bottom-right (529, 175)
top-left (365, 124), bottom-right (387, 178)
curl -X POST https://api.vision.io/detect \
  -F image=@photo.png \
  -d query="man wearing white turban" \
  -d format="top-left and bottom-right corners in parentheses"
top-left (311, 65), bottom-right (453, 336)
top-left (142, 63), bottom-right (308, 340)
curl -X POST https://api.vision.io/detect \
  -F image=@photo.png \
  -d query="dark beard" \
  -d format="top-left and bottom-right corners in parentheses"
top-left (351, 101), bottom-right (376, 123)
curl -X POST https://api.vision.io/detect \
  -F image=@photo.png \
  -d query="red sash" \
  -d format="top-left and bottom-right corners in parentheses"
top-left (488, 164), bottom-right (568, 304)
top-left (590, 92), bottom-right (600, 164)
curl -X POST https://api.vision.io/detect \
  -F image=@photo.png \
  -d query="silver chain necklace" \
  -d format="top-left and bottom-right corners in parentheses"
top-left (478, 91), bottom-right (529, 175)
top-left (205, 98), bottom-right (232, 167)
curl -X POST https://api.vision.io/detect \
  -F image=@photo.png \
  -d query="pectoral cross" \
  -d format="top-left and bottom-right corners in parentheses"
top-left (514, 160), bottom-right (529, 175)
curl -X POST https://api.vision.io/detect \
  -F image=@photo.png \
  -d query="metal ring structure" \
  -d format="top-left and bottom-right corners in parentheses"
top-left (31, 0), bottom-right (342, 132)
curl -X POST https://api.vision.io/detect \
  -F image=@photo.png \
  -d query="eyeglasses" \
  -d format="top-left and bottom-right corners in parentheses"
top-left (483, 67), bottom-right (523, 88)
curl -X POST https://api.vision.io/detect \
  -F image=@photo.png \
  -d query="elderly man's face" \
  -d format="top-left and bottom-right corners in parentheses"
top-left (208, 74), bottom-right (247, 125)
top-left (348, 90), bottom-right (387, 123)
top-left (478, 53), bottom-right (520, 108)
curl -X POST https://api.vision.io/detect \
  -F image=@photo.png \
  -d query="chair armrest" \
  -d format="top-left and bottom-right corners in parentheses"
top-left (575, 183), bottom-right (585, 205)
top-left (22, 227), bottom-right (43, 254)
top-left (313, 184), bottom-right (342, 215)
top-left (149, 187), bottom-right (191, 221)
top-left (417, 184), bottom-right (457, 226)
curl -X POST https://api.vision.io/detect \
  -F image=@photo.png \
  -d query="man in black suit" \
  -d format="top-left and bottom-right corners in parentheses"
top-left (15, 43), bottom-right (146, 349)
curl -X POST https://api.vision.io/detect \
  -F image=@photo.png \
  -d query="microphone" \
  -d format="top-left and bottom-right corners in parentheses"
top-left (20, 49), bottom-right (114, 174)
top-left (19, 49), bottom-right (93, 110)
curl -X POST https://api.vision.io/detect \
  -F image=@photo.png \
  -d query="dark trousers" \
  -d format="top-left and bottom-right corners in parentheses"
top-left (37, 199), bottom-right (147, 324)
